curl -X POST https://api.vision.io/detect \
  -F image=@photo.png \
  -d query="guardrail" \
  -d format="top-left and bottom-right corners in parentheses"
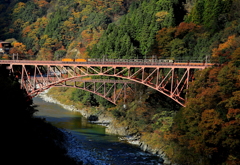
top-left (0, 59), bottom-right (213, 67)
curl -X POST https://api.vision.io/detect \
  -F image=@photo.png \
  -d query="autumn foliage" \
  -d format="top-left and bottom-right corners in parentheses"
top-left (168, 46), bottom-right (240, 164)
top-left (1, 0), bottom-right (240, 164)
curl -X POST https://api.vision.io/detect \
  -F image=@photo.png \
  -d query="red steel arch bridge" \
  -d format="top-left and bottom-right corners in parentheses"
top-left (0, 59), bottom-right (213, 106)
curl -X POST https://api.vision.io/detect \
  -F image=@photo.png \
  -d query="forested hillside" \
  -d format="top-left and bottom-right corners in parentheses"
top-left (1, 0), bottom-right (240, 164)
top-left (0, 0), bottom-right (132, 59)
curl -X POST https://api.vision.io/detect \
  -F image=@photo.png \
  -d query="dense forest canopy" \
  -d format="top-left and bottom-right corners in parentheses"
top-left (1, 0), bottom-right (240, 164)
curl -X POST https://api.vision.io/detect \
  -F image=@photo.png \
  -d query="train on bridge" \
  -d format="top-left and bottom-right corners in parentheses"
top-left (61, 58), bottom-right (208, 66)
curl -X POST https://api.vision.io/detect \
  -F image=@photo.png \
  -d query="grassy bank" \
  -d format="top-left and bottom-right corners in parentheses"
top-left (47, 87), bottom-right (113, 118)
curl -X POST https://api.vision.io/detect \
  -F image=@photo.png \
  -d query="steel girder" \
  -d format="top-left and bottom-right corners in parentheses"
top-left (3, 61), bottom-right (207, 106)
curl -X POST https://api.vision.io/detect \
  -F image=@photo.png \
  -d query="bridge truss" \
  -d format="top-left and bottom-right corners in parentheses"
top-left (0, 60), bottom-right (211, 106)
top-left (34, 77), bottom-right (135, 105)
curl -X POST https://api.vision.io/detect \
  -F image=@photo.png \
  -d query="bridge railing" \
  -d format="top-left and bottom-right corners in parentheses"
top-left (0, 59), bottom-right (212, 67)
top-left (69, 78), bottom-right (136, 84)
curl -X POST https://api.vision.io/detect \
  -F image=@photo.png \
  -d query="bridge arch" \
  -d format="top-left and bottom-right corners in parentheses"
top-left (28, 76), bottom-right (136, 105)
top-left (26, 71), bottom-right (188, 107)
top-left (1, 60), bottom-right (211, 106)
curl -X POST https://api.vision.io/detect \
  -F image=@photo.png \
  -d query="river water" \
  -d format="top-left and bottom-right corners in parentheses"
top-left (33, 97), bottom-right (163, 165)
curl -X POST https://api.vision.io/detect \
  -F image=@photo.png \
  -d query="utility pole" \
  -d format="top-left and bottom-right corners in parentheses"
top-left (205, 55), bottom-right (208, 66)
top-left (12, 53), bottom-right (18, 60)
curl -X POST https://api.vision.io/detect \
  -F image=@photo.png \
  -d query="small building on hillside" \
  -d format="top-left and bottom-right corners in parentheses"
top-left (0, 41), bottom-right (12, 54)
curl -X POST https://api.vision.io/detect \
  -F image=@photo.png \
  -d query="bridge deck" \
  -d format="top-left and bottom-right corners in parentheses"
top-left (0, 60), bottom-right (212, 69)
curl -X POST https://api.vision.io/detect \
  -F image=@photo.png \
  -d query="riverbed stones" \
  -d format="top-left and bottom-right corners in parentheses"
top-left (88, 115), bottom-right (98, 121)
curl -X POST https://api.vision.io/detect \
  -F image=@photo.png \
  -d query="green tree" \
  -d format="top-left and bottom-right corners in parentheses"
top-left (187, 0), bottom-right (233, 33)
top-left (169, 38), bottom-right (188, 58)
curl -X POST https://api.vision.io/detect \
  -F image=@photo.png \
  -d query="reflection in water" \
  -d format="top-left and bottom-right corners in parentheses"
top-left (33, 97), bottom-right (163, 165)
top-left (33, 96), bottom-right (119, 142)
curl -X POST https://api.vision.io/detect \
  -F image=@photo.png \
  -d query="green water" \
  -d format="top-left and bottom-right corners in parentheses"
top-left (33, 97), bottom-right (163, 165)
top-left (33, 97), bottom-right (120, 141)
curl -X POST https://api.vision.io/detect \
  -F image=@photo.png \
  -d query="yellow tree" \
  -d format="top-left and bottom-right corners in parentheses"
top-left (10, 42), bottom-right (27, 57)
top-left (63, 18), bottom-right (77, 32)
top-left (13, 2), bottom-right (26, 14)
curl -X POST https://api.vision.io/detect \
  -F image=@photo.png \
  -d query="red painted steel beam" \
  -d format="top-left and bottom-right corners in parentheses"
top-left (1, 60), bottom-right (214, 106)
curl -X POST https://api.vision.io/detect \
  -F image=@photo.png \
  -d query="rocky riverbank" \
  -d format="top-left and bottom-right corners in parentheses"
top-left (106, 124), bottom-right (170, 164)
top-left (38, 89), bottom-right (173, 165)
top-left (60, 129), bottom-right (111, 165)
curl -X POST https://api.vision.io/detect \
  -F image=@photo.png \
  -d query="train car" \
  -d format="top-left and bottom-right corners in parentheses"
top-left (104, 59), bottom-right (115, 64)
top-left (173, 60), bottom-right (208, 66)
top-left (158, 59), bottom-right (174, 63)
top-left (87, 58), bottom-right (102, 63)
top-left (142, 59), bottom-right (174, 65)
top-left (129, 59), bottom-right (143, 64)
top-left (60, 57), bottom-right (179, 65)
top-left (61, 58), bottom-right (88, 63)
top-left (62, 58), bottom-right (74, 62)
top-left (0, 41), bottom-right (12, 54)
top-left (114, 59), bottom-right (129, 63)
top-left (144, 59), bottom-right (160, 64)
top-left (75, 59), bottom-right (87, 62)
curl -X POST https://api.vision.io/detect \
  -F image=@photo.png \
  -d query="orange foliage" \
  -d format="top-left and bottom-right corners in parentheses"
top-left (13, 2), bottom-right (26, 14)
top-left (33, 0), bottom-right (49, 7)
top-left (2, 54), bottom-right (9, 59)
top-left (171, 47), bottom-right (240, 164)
top-left (196, 86), bottom-right (220, 106)
top-left (155, 27), bottom-right (176, 57)
top-left (22, 26), bottom-right (31, 37)
top-left (200, 109), bottom-right (223, 130)
top-left (72, 10), bottom-right (81, 19)
top-left (175, 22), bottom-right (199, 37)
top-left (27, 49), bottom-right (35, 56)
top-left (9, 28), bottom-right (14, 33)
top-left (208, 67), bottom-right (221, 83)
top-left (9, 47), bottom-right (19, 54)
top-left (212, 35), bottom-right (237, 58)
top-left (79, 47), bottom-right (88, 58)
top-left (9, 42), bottom-right (27, 55)
top-left (81, 29), bottom-right (93, 44)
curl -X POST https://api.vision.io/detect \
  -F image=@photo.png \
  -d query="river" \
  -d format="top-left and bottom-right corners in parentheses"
top-left (33, 96), bottom-right (163, 165)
